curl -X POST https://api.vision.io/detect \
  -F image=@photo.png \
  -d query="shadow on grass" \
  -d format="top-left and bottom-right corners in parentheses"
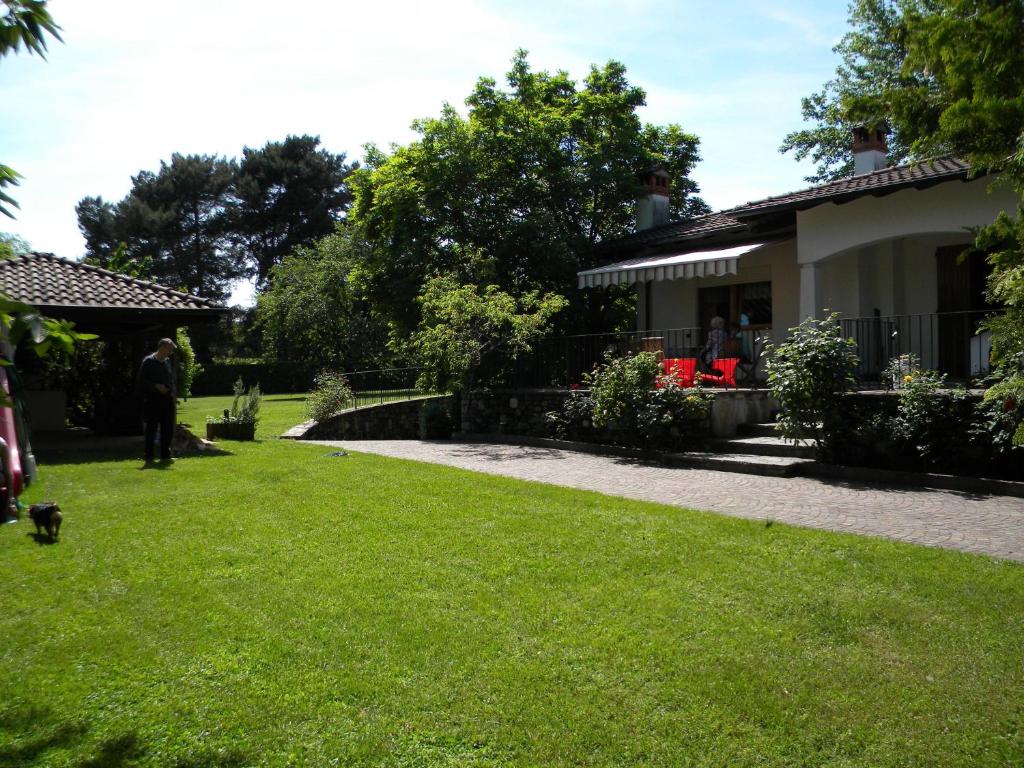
top-left (0, 705), bottom-right (88, 767)
top-left (74, 732), bottom-right (144, 768)
top-left (35, 445), bottom-right (234, 468)
top-left (0, 705), bottom-right (251, 768)
top-left (26, 532), bottom-right (58, 546)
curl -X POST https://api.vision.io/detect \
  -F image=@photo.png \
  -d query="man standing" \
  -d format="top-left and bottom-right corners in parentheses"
top-left (137, 338), bottom-right (177, 465)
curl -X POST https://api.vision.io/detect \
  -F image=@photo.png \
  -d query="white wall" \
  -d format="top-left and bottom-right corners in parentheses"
top-left (795, 176), bottom-right (1014, 319)
top-left (640, 240), bottom-right (798, 346)
top-left (797, 176), bottom-right (1015, 264)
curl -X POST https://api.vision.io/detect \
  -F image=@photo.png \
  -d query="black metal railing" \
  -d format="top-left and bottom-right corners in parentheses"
top-left (841, 310), bottom-right (998, 383)
top-left (339, 367), bottom-right (430, 409)
top-left (510, 327), bottom-right (773, 388)
top-left (510, 328), bottom-right (701, 388)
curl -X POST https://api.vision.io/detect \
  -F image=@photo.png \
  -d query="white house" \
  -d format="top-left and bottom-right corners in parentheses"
top-left (578, 129), bottom-right (1016, 379)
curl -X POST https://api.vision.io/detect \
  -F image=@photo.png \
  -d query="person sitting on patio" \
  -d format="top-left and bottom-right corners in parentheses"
top-left (700, 316), bottom-right (729, 371)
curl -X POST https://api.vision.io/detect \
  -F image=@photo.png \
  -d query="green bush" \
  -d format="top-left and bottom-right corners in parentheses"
top-left (549, 352), bottom-right (711, 450)
top-left (888, 366), bottom-right (973, 472)
top-left (191, 360), bottom-right (318, 396)
top-left (419, 400), bottom-right (454, 440)
top-left (175, 327), bottom-right (203, 399)
top-left (306, 370), bottom-right (354, 423)
top-left (766, 313), bottom-right (860, 460)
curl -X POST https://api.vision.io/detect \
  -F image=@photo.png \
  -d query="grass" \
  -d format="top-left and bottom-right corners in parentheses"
top-left (1, 396), bottom-right (1022, 766)
top-left (178, 393), bottom-right (309, 439)
top-left (177, 390), bottom-right (433, 440)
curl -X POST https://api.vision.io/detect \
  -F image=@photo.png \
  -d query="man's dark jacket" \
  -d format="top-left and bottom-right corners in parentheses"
top-left (137, 353), bottom-right (176, 401)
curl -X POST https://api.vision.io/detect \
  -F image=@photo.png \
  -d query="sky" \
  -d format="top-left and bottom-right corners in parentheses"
top-left (0, 0), bottom-right (852, 305)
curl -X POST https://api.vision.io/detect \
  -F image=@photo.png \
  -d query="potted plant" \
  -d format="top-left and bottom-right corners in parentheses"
top-left (206, 378), bottom-right (261, 440)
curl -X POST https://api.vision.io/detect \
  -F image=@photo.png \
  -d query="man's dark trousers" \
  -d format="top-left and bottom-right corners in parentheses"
top-left (144, 395), bottom-right (175, 462)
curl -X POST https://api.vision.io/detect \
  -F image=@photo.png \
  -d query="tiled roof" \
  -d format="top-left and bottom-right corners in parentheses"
top-left (725, 157), bottom-right (972, 217)
top-left (597, 157), bottom-right (974, 256)
top-left (0, 252), bottom-right (225, 312)
top-left (594, 212), bottom-right (747, 253)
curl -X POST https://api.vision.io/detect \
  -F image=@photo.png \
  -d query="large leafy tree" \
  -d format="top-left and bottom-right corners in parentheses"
top-left (350, 51), bottom-right (709, 333)
top-left (844, 0), bottom-right (1024, 441)
top-left (230, 135), bottom-right (354, 288)
top-left (1, 0), bottom-right (61, 218)
top-left (78, 154), bottom-right (242, 300)
top-left (780, 0), bottom-right (918, 182)
top-left (255, 226), bottom-right (388, 373)
top-left (411, 274), bottom-right (567, 394)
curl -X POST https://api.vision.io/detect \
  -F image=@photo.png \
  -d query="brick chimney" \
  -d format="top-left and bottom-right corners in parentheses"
top-left (852, 124), bottom-right (888, 175)
top-left (636, 168), bottom-right (671, 230)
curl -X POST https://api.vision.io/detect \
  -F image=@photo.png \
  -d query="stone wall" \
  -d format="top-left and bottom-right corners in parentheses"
top-left (462, 388), bottom-right (778, 439)
top-left (288, 395), bottom-right (454, 440)
top-left (287, 388), bottom-right (780, 443)
top-left (460, 389), bottom-right (570, 437)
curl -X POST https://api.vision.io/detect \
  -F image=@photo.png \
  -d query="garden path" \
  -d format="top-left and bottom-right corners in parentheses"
top-left (304, 439), bottom-right (1024, 562)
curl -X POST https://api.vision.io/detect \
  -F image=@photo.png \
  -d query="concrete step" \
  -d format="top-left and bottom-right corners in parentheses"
top-left (708, 435), bottom-right (817, 459)
top-left (668, 451), bottom-right (815, 477)
top-left (737, 421), bottom-right (780, 438)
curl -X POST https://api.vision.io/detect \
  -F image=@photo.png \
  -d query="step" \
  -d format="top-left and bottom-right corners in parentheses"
top-left (737, 422), bottom-right (780, 438)
top-left (667, 451), bottom-right (815, 477)
top-left (708, 435), bottom-right (817, 459)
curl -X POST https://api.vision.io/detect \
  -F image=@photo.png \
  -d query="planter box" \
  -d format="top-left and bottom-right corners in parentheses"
top-left (206, 422), bottom-right (256, 441)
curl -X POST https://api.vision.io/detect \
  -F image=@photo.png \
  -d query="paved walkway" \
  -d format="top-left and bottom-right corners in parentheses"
top-left (303, 439), bottom-right (1024, 562)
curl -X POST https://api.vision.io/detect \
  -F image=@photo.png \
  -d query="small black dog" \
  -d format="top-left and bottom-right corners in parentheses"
top-left (29, 502), bottom-right (62, 541)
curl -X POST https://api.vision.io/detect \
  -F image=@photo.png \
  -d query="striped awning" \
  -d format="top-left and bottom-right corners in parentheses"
top-left (578, 242), bottom-right (767, 288)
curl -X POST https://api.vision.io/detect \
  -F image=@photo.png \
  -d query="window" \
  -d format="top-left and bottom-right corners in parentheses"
top-left (698, 281), bottom-right (772, 330)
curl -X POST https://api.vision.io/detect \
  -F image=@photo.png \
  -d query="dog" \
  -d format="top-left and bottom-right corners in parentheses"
top-left (29, 502), bottom-right (62, 541)
top-left (171, 424), bottom-right (228, 455)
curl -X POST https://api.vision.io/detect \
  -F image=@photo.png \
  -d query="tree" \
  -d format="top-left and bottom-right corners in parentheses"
top-left (230, 135), bottom-right (354, 288)
top-left (78, 154), bottom-right (242, 300)
top-left (1, 0), bottom-right (61, 218)
top-left (350, 51), bottom-right (709, 333)
top-left (255, 226), bottom-right (388, 373)
top-left (411, 275), bottom-right (567, 395)
top-left (0, 231), bottom-right (30, 257)
top-left (843, 0), bottom-right (1024, 442)
top-left (780, 0), bottom-right (917, 182)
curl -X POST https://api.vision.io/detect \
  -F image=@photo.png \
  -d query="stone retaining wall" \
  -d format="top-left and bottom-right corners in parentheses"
top-left (460, 389), bottom-right (570, 437)
top-left (286, 395), bottom-right (454, 440)
top-left (286, 388), bottom-right (780, 442)
top-left (461, 388), bottom-right (778, 438)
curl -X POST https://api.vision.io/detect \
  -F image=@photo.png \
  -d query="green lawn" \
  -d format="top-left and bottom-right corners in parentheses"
top-left (177, 390), bottom-right (430, 439)
top-left (178, 393), bottom-right (309, 439)
top-left (2, 397), bottom-right (1023, 767)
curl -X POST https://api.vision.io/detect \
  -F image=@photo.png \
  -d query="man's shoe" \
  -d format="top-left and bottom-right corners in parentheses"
top-left (159, 457), bottom-right (175, 464)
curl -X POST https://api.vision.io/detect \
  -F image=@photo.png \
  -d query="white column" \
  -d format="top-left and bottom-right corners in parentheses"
top-left (799, 262), bottom-right (823, 320)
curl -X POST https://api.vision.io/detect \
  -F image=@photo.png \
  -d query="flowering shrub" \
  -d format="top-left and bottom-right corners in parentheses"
top-left (548, 352), bottom-right (711, 449)
top-left (306, 370), bottom-right (354, 422)
top-left (765, 313), bottom-right (860, 460)
top-left (888, 367), bottom-right (973, 471)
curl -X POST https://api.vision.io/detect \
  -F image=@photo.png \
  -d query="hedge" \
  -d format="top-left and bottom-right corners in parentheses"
top-left (190, 360), bottom-right (318, 396)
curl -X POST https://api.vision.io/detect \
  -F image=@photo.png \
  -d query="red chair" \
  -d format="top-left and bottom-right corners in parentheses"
top-left (700, 358), bottom-right (739, 388)
top-left (661, 358), bottom-right (698, 388)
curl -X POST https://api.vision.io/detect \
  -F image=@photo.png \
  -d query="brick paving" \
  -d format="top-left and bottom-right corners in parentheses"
top-left (303, 439), bottom-right (1024, 562)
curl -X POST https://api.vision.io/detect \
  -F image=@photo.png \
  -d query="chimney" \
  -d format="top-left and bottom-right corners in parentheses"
top-left (852, 124), bottom-right (888, 175)
top-left (636, 168), bottom-right (671, 230)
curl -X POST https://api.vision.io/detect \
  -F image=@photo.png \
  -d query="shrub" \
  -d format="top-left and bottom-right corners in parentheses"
top-left (191, 360), bottom-right (318, 396)
top-left (888, 365), bottom-right (973, 472)
top-left (306, 370), bottom-right (354, 423)
top-left (549, 352), bottom-right (711, 450)
top-left (766, 313), bottom-right (860, 460)
top-left (419, 400), bottom-right (454, 440)
top-left (175, 327), bottom-right (203, 399)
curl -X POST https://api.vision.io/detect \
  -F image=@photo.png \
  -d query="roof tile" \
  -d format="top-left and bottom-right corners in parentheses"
top-left (0, 253), bottom-right (225, 312)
